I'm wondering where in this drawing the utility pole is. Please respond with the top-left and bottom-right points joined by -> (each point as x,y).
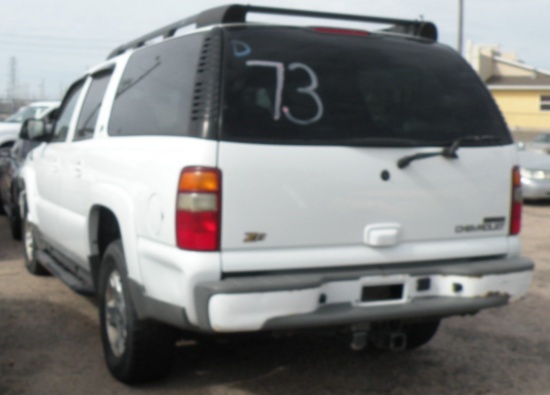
457,0 -> 464,55
6,57 -> 18,111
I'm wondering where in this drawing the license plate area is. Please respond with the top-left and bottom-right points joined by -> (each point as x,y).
356,275 -> 408,306
361,284 -> 403,302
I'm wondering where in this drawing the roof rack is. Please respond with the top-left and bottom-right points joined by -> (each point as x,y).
107,4 -> 438,59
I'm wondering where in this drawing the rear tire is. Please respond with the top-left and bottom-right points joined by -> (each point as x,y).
22,210 -> 49,276
99,240 -> 175,383
401,320 -> 440,349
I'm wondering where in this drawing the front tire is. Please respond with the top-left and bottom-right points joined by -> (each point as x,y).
99,240 -> 175,383
10,206 -> 22,240
22,211 -> 49,275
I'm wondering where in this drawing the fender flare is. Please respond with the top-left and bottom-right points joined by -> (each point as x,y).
88,183 -> 143,284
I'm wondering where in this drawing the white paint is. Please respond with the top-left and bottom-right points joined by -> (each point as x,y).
364,223 -> 402,247
218,143 -> 519,272
146,194 -> 163,236
208,270 -> 533,332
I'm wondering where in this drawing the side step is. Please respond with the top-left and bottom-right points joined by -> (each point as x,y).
36,250 -> 95,295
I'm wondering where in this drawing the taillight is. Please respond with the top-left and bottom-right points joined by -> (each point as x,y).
510,166 -> 522,235
176,166 -> 221,251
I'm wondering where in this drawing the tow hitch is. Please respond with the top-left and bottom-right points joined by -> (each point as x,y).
350,323 -> 408,352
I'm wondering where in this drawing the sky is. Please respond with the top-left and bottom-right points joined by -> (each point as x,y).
1,0 -> 549,101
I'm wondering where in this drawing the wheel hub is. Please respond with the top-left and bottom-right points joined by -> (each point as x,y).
24,222 -> 34,260
105,270 -> 128,357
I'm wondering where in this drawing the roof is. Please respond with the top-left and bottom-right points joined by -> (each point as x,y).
487,75 -> 550,90
467,42 -> 550,90
107,4 -> 437,59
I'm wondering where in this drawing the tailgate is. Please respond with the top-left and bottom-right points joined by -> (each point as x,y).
218,142 -> 516,272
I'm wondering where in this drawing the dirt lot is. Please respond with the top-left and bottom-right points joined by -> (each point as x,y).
1,204 -> 550,395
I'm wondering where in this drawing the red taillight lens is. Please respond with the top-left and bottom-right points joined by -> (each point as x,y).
176,167 -> 221,251
510,166 -> 522,235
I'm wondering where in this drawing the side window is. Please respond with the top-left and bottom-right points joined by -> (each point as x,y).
108,33 -> 203,137
51,82 -> 85,143
74,71 -> 113,141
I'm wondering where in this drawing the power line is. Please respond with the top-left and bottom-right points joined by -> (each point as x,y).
0,40 -> 112,51
0,32 -> 124,44
7,57 -> 17,102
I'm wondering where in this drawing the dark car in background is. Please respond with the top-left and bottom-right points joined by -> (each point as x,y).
0,105 -> 58,239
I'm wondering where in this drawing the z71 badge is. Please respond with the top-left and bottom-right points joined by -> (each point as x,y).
243,232 -> 266,242
455,217 -> 506,233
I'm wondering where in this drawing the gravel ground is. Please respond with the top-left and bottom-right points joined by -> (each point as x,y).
1,204 -> 549,395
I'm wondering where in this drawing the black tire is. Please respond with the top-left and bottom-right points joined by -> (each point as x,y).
10,206 -> 22,240
369,319 -> 440,351
401,320 -> 440,350
99,240 -> 175,383
22,211 -> 49,275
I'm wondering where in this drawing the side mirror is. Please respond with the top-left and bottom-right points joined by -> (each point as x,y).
19,119 -> 49,141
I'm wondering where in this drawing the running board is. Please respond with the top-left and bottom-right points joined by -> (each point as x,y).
36,250 -> 95,295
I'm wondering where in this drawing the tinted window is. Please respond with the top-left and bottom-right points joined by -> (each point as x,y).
74,71 -> 112,141
222,27 -> 511,146
51,82 -> 84,143
108,33 -> 204,136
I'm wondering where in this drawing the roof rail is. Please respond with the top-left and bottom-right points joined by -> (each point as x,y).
107,4 -> 438,59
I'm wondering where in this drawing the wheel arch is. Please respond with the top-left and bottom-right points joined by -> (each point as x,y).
87,185 -> 142,293
0,140 -> 15,149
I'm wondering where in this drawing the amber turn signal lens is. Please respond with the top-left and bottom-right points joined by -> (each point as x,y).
178,167 -> 220,192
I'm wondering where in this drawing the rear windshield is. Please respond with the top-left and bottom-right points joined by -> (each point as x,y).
221,27 -> 511,146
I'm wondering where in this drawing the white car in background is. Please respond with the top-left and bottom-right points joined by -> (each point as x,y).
518,150 -> 550,200
0,101 -> 59,148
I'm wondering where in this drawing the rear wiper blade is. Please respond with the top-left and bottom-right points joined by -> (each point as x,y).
397,135 -> 503,169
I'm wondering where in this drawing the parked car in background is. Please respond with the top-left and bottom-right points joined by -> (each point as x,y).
0,101 -> 59,148
525,133 -> 550,154
518,150 -> 550,200
0,104 -> 58,238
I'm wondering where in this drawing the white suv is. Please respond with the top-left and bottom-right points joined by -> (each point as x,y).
20,5 -> 533,383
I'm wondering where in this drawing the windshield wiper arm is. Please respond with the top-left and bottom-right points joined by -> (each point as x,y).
397,150 -> 455,169
397,135 -> 503,169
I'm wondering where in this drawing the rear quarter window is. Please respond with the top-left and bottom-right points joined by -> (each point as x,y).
108,32 -> 205,137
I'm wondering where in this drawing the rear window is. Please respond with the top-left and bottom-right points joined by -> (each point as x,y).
221,27 -> 511,146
